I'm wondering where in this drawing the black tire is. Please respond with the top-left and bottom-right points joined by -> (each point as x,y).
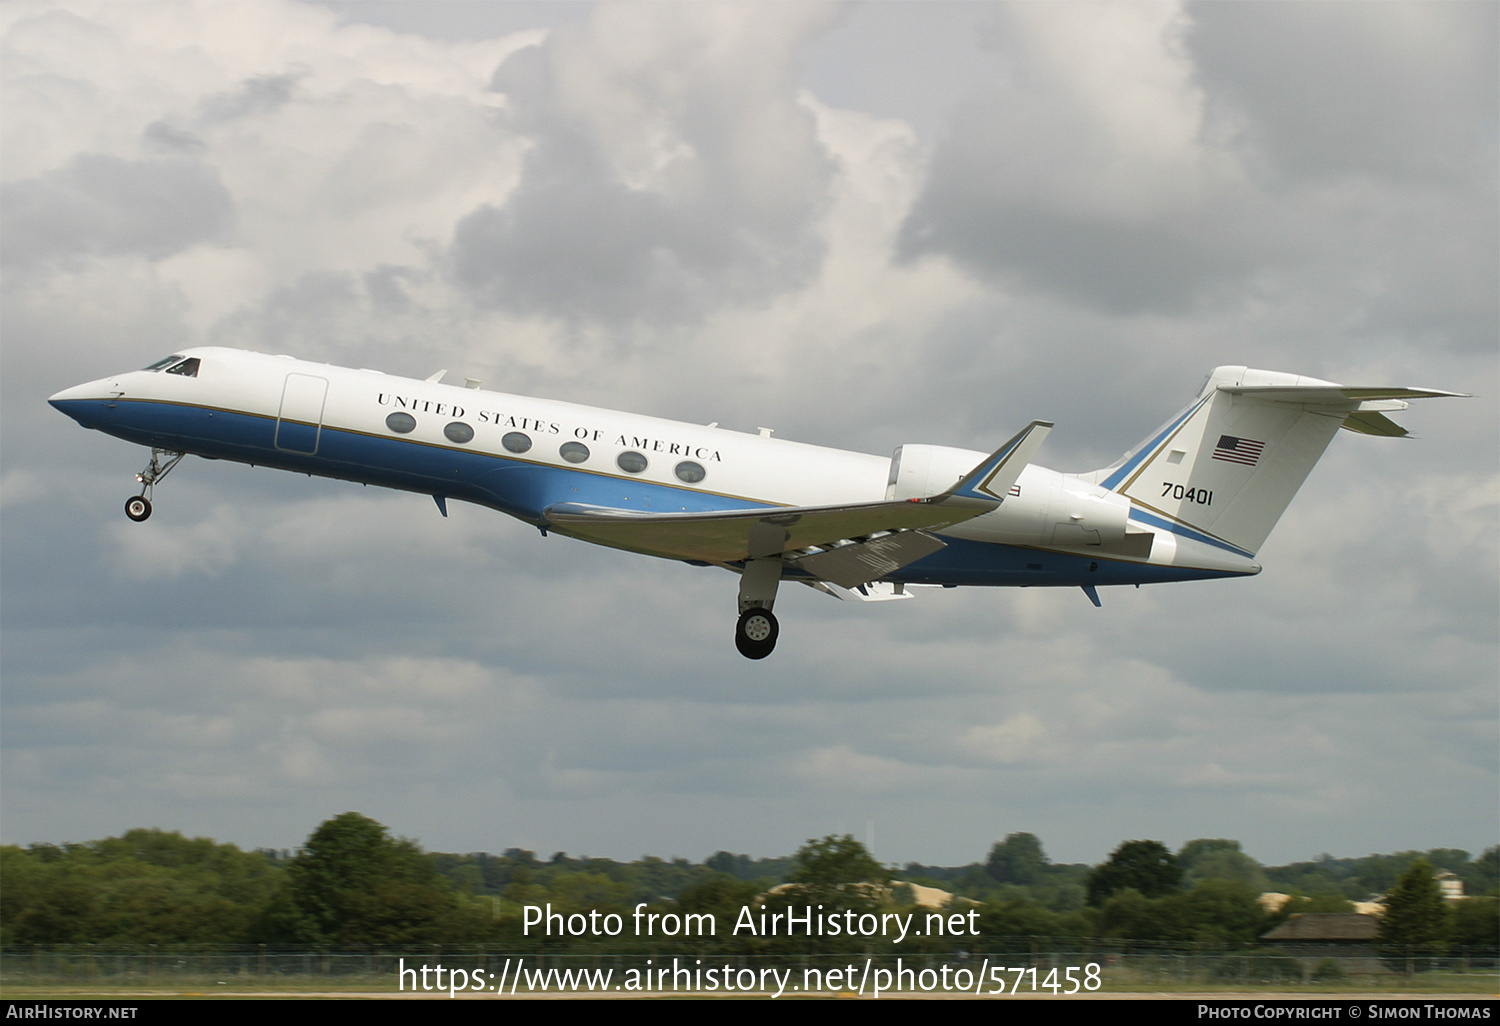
735,607 -> 778,660
125,496 -> 152,522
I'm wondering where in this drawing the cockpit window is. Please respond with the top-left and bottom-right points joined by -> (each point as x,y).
142,354 -> 200,376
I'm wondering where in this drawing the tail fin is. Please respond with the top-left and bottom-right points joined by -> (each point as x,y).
1092,366 -> 1464,556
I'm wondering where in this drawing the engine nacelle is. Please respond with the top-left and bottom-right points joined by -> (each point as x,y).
889,445 -> 1137,550
1044,483 -> 1131,547
935,464 -> 1137,550
885,444 -> 989,500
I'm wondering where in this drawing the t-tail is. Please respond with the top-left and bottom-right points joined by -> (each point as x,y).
1090,366 -> 1466,558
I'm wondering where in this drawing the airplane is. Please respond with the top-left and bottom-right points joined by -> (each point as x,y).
49,349 -> 1463,658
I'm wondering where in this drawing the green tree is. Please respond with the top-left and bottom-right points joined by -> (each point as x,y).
986,832 -> 1049,886
780,835 -> 888,912
1178,839 -> 1270,892
1451,897 -> 1498,957
1177,879 -> 1269,947
1379,858 -> 1453,970
970,895 -> 1090,953
789,835 -> 887,886
676,875 -> 763,954
1094,888 -> 1184,943
1470,847 -> 1499,896
2,830 -> 281,946
262,812 -> 482,947
1087,840 -> 1181,906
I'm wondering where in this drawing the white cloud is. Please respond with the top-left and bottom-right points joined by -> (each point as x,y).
2,0 -> 1492,868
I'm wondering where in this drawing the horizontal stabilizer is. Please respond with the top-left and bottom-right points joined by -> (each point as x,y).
1220,382 -> 1467,438
1340,411 -> 1410,437
1220,384 -> 1468,403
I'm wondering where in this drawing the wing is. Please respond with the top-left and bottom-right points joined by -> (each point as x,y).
543,420 -> 1051,585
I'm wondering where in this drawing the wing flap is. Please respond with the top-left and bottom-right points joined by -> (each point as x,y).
544,498 -> 981,564
786,530 -> 948,588
809,580 -> 916,602
542,420 -> 1053,568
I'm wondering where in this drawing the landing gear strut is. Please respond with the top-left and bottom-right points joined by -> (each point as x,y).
125,448 -> 184,522
735,555 -> 784,659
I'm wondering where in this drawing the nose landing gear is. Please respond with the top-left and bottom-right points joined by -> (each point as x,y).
125,448 -> 185,522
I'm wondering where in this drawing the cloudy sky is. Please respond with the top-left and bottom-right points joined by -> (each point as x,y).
3,1 -> 1495,871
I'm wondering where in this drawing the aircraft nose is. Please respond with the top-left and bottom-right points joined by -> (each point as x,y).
49,377 -> 120,426
50,381 -> 109,405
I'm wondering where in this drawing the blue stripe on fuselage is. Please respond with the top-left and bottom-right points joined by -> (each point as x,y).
1099,396 -> 1208,491
52,397 -> 770,523
55,397 -> 1248,588
1125,507 -> 1255,559
889,535 -> 1247,588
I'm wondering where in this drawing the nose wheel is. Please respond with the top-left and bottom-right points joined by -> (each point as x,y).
124,448 -> 184,522
735,607 -> 779,660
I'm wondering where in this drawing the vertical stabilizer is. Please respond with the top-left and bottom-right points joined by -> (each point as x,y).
1096,367 -> 1462,556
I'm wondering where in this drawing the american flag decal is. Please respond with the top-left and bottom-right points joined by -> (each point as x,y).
1212,435 -> 1265,467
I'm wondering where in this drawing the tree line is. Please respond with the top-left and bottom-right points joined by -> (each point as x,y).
3,814 -> 1495,960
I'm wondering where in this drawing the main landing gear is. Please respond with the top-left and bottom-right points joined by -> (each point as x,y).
735,607 -> 779,660
124,448 -> 184,522
734,555 -> 784,659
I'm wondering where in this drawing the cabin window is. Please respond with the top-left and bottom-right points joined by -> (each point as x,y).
502,431 -> 532,454
674,461 -> 706,484
560,441 -> 590,464
385,412 -> 417,434
165,357 -> 200,377
444,421 -> 474,444
143,354 -> 184,371
616,451 -> 647,474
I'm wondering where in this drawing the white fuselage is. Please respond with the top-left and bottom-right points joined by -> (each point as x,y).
50,347 -> 1259,587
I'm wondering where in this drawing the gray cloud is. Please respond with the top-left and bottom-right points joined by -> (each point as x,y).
901,178 -> 1257,314
1185,1 -> 1498,188
899,1 -> 1497,339
1,155 -> 233,268
451,5 -> 837,323
199,73 -> 302,125
142,121 -> 206,155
